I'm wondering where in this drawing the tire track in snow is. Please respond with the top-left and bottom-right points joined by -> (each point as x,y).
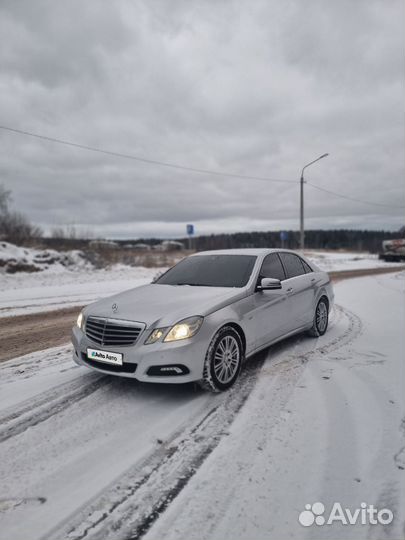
44,356 -> 266,540
44,304 -> 361,540
0,344 -> 76,387
0,373 -> 108,443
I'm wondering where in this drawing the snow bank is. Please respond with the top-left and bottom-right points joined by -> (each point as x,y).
0,242 -> 397,276
0,241 -> 91,274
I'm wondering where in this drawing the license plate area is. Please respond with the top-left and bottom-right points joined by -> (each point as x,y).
87,348 -> 123,366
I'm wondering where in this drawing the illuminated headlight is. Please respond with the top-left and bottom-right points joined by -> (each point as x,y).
77,311 -> 84,329
144,327 -> 167,345
144,316 -> 203,345
164,316 -> 203,342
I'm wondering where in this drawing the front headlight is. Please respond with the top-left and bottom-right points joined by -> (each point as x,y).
144,327 -> 168,345
144,316 -> 203,345
77,311 -> 84,329
164,316 -> 203,342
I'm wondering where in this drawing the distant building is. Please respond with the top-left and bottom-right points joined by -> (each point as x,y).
89,240 -> 119,249
153,240 -> 184,251
131,243 -> 151,251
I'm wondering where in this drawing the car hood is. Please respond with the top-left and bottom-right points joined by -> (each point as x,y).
84,283 -> 247,328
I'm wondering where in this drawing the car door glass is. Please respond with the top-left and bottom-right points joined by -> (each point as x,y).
301,259 -> 313,273
260,253 -> 286,281
279,253 -> 306,279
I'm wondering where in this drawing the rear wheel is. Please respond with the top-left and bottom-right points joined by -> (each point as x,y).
308,297 -> 329,337
199,326 -> 243,392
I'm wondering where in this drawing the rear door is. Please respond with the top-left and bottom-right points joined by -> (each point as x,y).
278,253 -> 315,331
253,253 -> 291,349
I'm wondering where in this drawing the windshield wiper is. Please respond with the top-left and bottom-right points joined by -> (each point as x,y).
175,282 -> 209,287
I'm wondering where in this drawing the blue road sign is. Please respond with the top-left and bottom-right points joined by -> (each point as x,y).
280,231 -> 288,242
186,224 -> 194,236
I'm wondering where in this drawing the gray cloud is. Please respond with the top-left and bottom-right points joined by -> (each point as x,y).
0,0 -> 403,238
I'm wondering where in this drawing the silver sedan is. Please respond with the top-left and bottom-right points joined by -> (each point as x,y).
71,249 -> 334,392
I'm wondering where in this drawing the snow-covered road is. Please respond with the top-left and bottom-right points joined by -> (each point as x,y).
0,272 -> 403,540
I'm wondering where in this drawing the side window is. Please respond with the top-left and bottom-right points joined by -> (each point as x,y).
260,253 -> 286,281
279,253 -> 306,279
300,258 -> 313,273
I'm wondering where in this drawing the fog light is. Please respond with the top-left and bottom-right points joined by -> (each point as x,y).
146,364 -> 190,376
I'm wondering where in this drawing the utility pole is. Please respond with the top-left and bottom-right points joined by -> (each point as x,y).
300,153 -> 329,250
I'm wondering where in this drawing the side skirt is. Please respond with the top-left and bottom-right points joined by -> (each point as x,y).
245,324 -> 311,360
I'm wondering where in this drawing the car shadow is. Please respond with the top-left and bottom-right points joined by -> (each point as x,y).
245,330 -> 307,366
102,373 -> 205,402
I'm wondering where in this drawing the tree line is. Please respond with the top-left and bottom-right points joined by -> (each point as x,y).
181,228 -> 404,253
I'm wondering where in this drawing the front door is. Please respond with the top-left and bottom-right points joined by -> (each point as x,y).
253,253 -> 291,349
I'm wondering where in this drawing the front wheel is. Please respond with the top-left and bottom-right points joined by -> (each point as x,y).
308,297 -> 329,337
199,326 -> 243,392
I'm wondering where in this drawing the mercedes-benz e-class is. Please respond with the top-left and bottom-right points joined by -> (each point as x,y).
72,249 -> 334,392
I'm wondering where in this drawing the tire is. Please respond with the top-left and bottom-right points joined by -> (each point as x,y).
308,297 -> 329,337
199,326 -> 243,393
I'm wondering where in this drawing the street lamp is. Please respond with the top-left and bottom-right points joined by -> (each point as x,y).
300,153 -> 329,250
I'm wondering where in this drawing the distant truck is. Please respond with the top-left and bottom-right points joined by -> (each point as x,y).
378,239 -> 405,262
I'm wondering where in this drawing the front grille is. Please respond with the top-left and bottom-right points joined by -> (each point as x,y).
85,316 -> 145,347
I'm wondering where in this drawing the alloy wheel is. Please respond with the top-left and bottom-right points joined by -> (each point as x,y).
316,301 -> 328,333
213,335 -> 240,384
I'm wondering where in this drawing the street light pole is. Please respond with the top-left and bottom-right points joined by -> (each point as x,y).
300,153 -> 329,250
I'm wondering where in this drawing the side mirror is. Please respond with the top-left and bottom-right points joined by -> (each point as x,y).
257,277 -> 282,291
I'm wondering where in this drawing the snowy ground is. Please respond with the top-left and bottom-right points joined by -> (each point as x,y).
0,250 -> 400,318
144,271 -> 405,540
304,250 -> 394,272
0,272 -> 403,540
0,264 -> 162,318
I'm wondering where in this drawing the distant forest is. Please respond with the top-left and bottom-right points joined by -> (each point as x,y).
39,228 -> 404,253
177,229 -> 404,253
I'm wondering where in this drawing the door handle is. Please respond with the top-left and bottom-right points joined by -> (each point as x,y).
286,287 -> 293,293
310,278 -> 316,283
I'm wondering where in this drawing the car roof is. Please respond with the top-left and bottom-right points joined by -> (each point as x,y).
192,248 -> 299,257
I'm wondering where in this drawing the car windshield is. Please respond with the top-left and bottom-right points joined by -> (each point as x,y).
155,254 -> 257,288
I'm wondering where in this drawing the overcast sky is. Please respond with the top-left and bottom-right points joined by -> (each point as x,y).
0,0 -> 403,239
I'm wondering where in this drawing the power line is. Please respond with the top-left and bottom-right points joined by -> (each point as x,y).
0,125 -> 296,185
306,181 -> 405,209
1,124 -> 403,210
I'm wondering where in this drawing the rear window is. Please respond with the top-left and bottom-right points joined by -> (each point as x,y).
155,254 -> 257,288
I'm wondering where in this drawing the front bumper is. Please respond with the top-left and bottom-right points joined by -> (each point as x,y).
71,324 -> 210,384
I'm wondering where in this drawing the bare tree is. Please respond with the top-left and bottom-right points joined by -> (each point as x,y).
51,226 -> 66,239
0,184 -> 11,214
0,184 -> 42,244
